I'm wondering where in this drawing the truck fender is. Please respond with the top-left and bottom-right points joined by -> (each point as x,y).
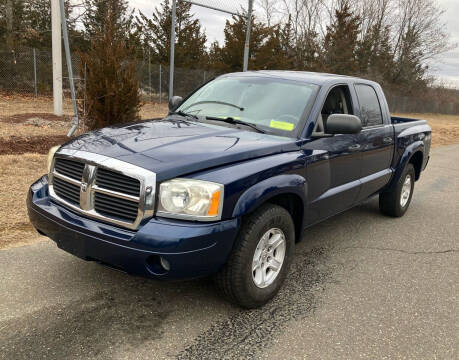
232,174 -> 307,218
385,141 -> 424,192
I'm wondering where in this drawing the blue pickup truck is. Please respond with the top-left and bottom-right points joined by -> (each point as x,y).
27,71 -> 431,308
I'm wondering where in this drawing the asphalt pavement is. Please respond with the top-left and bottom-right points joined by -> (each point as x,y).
1,144 -> 458,360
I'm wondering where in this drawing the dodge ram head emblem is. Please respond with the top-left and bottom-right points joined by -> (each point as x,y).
81,182 -> 88,192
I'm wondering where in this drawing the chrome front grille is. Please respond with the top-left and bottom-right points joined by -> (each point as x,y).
53,177 -> 80,205
54,158 -> 85,181
48,150 -> 156,230
96,168 -> 140,197
94,192 -> 139,222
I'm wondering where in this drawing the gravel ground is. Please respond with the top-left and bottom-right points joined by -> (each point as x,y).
0,145 -> 457,360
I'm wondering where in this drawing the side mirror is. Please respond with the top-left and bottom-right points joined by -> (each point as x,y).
326,114 -> 362,134
168,96 -> 183,111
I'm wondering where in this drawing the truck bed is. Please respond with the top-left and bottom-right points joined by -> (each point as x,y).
390,116 -> 431,136
391,116 -> 424,124
391,116 -> 430,137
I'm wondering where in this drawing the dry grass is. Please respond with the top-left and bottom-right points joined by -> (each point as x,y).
0,100 -> 168,140
0,94 -> 75,117
393,113 -> 459,148
0,122 -> 69,139
0,93 -> 168,120
0,154 -> 48,249
140,102 -> 169,119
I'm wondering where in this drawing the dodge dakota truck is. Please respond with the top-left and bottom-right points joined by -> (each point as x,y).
27,71 -> 431,308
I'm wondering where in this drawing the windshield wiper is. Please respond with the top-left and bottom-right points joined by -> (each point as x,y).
170,110 -> 199,120
205,116 -> 266,134
184,101 -> 244,112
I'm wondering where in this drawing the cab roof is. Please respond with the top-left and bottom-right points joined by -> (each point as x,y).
223,70 -> 378,87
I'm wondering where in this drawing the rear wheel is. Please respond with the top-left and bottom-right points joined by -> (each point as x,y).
214,204 -> 295,308
379,163 -> 415,217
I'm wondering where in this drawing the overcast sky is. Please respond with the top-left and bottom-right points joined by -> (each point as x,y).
132,0 -> 459,87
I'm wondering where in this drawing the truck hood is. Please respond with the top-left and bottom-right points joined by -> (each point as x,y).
61,117 -> 300,181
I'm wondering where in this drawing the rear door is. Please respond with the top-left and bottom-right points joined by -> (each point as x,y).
353,83 -> 394,201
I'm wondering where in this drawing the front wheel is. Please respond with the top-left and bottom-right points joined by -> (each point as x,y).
214,204 -> 295,308
379,163 -> 415,217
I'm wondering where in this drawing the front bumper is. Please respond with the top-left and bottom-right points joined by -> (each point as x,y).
27,176 -> 240,280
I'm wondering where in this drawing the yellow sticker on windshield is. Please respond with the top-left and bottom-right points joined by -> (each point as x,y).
269,120 -> 295,131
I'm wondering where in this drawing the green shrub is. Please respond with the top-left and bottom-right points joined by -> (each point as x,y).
78,1 -> 140,130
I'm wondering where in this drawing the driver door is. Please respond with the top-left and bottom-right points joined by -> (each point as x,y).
303,85 -> 363,225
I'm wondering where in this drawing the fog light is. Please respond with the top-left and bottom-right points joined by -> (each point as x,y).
160,257 -> 170,271
146,255 -> 170,275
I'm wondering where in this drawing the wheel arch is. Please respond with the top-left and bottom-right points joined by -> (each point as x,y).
409,151 -> 423,180
232,174 -> 306,243
265,193 -> 304,243
385,141 -> 424,192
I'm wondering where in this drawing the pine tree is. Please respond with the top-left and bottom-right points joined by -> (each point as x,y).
79,0 -> 140,129
256,24 -> 295,70
296,29 -> 320,71
279,17 -> 296,67
0,0 -> 82,51
137,0 -> 207,68
391,26 -> 428,87
216,13 -> 271,72
322,0 -> 361,75
83,0 -> 132,37
208,40 -> 225,72
367,25 -> 395,84
0,0 -> 25,50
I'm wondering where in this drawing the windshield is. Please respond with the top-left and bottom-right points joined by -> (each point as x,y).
177,76 -> 319,136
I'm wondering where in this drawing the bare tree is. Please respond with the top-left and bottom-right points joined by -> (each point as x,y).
257,0 -> 279,27
390,0 -> 453,83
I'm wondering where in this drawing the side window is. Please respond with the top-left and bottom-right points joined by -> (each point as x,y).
315,85 -> 353,134
355,84 -> 383,127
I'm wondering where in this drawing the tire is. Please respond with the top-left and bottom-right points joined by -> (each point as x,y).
379,163 -> 415,217
214,203 -> 295,309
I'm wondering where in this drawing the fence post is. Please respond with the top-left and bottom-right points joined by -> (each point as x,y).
169,0 -> 176,99
33,48 -> 38,97
51,0 -> 63,115
159,64 -> 162,104
83,62 -> 87,117
148,49 -> 152,102
203,71 -> 206,83
243,0 -> 253,71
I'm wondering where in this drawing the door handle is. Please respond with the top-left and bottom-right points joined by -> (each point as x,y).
383,137 -> 393,144
348,144 -> 361,151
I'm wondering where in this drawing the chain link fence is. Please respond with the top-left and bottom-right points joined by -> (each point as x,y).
0,49 -> 82,95
2,48 -> 458,115
0,48 -> 216,103
385,92 -> 459,115
137,57 -> 216,103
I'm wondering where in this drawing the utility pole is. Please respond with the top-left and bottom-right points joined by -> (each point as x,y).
59,0 -> 78,136
51,0 -> 63,116
243,0 -> 253,72
169,0 -> 177,100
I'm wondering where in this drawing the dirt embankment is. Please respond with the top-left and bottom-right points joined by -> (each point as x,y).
0,102 -> 169,156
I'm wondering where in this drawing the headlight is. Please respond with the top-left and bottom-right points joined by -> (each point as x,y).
157,179 -> 224,221
47,145 -> 61,173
